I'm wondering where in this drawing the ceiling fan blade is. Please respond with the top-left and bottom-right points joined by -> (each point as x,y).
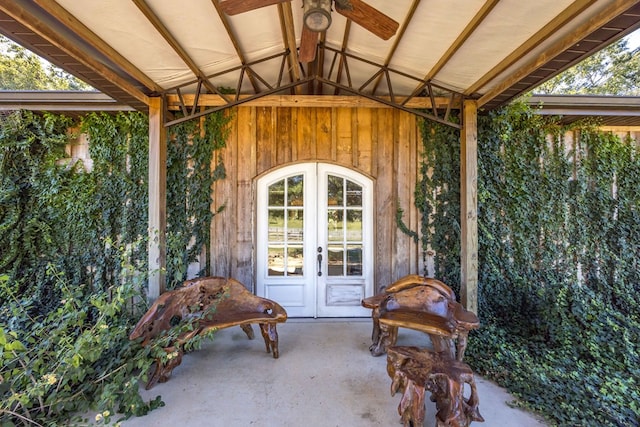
299,26 -> 320,63
219,0 -> 290,16
335,0 -> 399,40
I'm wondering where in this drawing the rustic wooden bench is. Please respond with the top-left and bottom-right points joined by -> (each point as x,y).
129,276 -> 287,389
387,346 -> 484,427
361,275 -> 479,359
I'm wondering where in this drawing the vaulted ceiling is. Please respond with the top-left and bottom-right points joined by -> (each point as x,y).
1,0 -> 640,126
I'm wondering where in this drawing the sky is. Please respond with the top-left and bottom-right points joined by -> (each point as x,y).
625,29 -> 640,50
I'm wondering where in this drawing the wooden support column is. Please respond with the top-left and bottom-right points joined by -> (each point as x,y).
460,99 -> 478,314
148,97 -> 167,302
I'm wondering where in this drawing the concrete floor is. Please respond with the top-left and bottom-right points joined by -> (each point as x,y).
123,319 -> 547,427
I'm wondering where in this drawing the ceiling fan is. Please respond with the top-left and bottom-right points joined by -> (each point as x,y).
219,0 -> 399,62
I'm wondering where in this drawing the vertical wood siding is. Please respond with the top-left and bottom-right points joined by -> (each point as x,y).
210,105 -> 422,294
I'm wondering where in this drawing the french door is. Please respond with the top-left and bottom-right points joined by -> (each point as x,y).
256,163 -> 373,317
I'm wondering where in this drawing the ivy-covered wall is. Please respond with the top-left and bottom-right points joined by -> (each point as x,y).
0,110 -> 228,425
0,111 -> 149,315
2,104 -> 639,426
417,103 -> 640,426
165,114 -> 229,287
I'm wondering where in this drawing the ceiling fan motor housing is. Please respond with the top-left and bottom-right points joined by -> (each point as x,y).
303,0 -> 332,32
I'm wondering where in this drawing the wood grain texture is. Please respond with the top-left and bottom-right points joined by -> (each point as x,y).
206,105 -> 422,295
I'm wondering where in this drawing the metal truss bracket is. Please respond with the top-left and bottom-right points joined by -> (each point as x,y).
163,47 -> 464,129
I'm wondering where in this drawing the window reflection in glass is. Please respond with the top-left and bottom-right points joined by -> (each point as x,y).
346,210 -> 362,241
268,209 -> 285,241
327,175 -> 343,206
288,175 -> 304,206
346,181 -> 362,206
325,175 -> 364,278
327,245 -> 344,276
327,209 -> 343,242
287,209 -> 304,241
267,175 -> 305,277
347,245 -> 362,276
269,180 -> 285,206
267,246 -> 285,276
287,246 -> 304,276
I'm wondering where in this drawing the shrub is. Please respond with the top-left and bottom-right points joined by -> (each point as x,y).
414,102 -> 640,426
0,265 -> 163,426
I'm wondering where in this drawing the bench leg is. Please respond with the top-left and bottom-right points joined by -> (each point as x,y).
428,371 -> 484,427
430,335 -> 456,360
240,323 -> 255,340
259,323 -> 280,358
394,376 -> 426,427
370,307 -> 381,344
370,323 -> 398,356
145,347 -> 184,390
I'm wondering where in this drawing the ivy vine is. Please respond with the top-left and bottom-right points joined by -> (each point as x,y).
413,101 -> 640,426
0,109 -> 229,425
165,113 -> 229,287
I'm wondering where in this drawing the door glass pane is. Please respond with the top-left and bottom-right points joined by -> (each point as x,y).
346,181 -> 362,207
327,245 -> 344,276
327,209 -> 343,242
326,175 -> 364,278
267,174 -> 304,277
287,246 -> 304,276
288,175 -> 304,206
267,246 -> 284,276
268,180 -> 285,206
346,210 -> 362,241
287,209 -> 304,241
347,245 -> 362,276
268,209 -> 285,241
327,175 -> 343,206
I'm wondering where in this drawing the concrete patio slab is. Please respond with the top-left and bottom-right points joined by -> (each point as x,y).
123,319 -> 547,427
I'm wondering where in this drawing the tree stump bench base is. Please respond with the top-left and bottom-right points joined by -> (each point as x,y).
129,277 -> 287,389
387,346 -> 484,427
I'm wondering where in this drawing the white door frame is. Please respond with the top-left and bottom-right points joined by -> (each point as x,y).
256,162 -> 374,317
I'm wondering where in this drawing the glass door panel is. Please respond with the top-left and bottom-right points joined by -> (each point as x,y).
267,175 -> 304,277
257,163 -> 372,318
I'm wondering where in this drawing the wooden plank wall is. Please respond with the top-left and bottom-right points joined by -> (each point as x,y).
210,105 -> 422,293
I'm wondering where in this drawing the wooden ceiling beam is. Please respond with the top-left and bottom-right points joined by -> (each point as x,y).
316,32 -> 327,94
210,0 -> 261,93
165,94 -> 460,109
478,0 -> 640,107
371,0 -> 421,95
32,0 -> 162,94
131,0 -> 220,95
0,1 -> 149,105
277,1 -> 302,94
466,0 -> 597,96
333,21 -> 352,95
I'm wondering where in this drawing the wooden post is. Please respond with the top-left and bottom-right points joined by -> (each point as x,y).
148,96 -> 167,302
460,99 -> 478,314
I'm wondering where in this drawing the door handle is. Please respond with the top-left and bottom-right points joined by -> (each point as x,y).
317,246 -> 323,276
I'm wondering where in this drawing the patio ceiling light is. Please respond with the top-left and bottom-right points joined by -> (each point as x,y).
303,0 -> 332,32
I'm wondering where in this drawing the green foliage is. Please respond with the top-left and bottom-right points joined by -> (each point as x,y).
0,111 -> 75,315
0,259 -> 164,426
0,109 -> 228,425
166,113 -> 229,287
414,102 -> 640,426
535,38 -> 640,95
414,115 -> 461,291
0,36 -> 92,90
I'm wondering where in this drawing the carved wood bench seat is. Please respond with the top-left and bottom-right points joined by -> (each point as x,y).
361,275 -> 479,360
387,346 -> 484,427
129,276 -> 287,389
